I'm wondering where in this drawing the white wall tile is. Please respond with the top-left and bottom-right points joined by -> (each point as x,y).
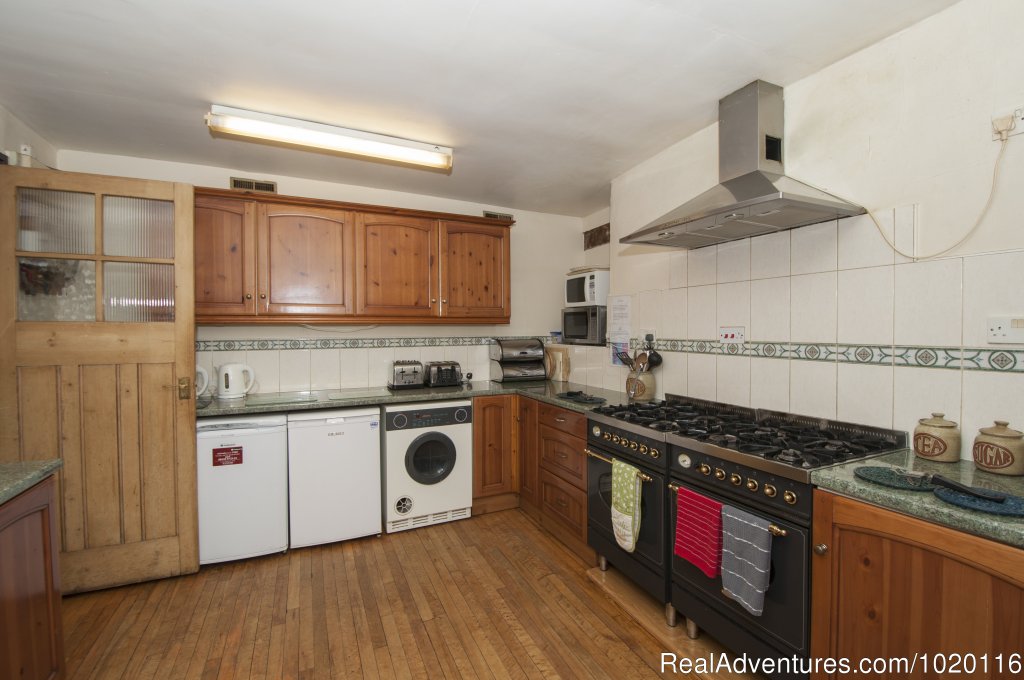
196,351 -> 215,396
717,239 -> 750,284
790,361 -> 837,419
893,367 -> 963,454
750,231 -> 790,280
838,213 -> 896,270
837,266 -> 894,345
687,285 -> 717,339
587,346 -> 607,369
750,277 -> 790,342
443,345 -> 469,368
367,347 -> 395,387
567,346 -> 587,384
584,366 -> 604,388
894,258 -> 963,347
750,358 -> 790,412
279,349 -> 311,392
716,356 -> 750,407
662,287 -> 687,340
961,370 -> 1024,463
962,251 -> 1024,347
419,347 -> 445,364
791,221 -> 838,275
637,289 -> 663,337
245,351 -> 280,394
687,354 -> 717,401
393,347 -> 421,363
661,354 -> 687,397
339,348 -> 369,388
669,251 -> 688,289
893,204 -> 916,265
604,365 -> 629,393
716,281 -> 750,330
837,363 -> 893,428
467,345 -> 491,381
310,349 -> 341,390
688,246 -> 717,286
790,272 -> 837,343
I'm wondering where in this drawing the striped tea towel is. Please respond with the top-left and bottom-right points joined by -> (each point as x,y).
720,505 -> 772,616
673,486 -> 722,579
611,459 -> 642,552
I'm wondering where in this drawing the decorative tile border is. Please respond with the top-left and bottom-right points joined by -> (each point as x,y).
196,335 -> 545,352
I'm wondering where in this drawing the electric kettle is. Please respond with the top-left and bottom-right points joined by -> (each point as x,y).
217,363 -> 255,400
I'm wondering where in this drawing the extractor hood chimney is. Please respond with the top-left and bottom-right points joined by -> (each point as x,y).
620,80 -> 865,249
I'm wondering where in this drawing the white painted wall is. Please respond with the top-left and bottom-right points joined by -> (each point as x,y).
0,104 -> 57,168
600,0 -> 1024,460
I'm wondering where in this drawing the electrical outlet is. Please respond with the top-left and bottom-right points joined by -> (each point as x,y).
640,329 -> 656,347
992,107 -> 1024,140
987,316 -> 1024,343
719,326 -> 745,345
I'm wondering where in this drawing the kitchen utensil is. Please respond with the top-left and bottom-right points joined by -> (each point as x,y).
615,350 -> 634,369
635,351 -> 649,374
646,350 -> 663,369
913,412 -> 961,462
625,370 -> 655,402
933,486 -> 1024,517
854,466 -> 937,491
217,363 -> 255,399
195,366 -> 209,397
972,420 -> 1024,475
900,470 -> 1006,502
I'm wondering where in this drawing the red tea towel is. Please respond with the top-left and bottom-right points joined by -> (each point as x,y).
674,486 -> 723,579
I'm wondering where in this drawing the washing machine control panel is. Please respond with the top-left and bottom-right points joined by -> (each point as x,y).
386,405 -> 473,431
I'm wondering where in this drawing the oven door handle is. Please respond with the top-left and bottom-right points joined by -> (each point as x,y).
584,448 -> 653,483
668,482 -> 788,537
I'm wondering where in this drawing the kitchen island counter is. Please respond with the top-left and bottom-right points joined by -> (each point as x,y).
0,459 -> 63,505
812,449 -> 1024,549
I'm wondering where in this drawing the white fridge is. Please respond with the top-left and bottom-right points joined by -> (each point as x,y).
287,407 -> 382,548
196,414 -> 289,564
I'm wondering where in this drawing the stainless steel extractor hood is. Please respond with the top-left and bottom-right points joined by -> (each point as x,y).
621,80 -> 865,249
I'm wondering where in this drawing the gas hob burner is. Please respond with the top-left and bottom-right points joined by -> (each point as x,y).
648,420 -> 681,433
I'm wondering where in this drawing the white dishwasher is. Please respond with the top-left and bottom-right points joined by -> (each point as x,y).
287,408 -> 382,548
196,414 -> 289,565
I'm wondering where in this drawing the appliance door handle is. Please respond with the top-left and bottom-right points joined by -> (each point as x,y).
584,448 -> 653,483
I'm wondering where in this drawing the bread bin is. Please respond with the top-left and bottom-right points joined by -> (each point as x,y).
972,420 -> 1024,476
913,413 -> 960,463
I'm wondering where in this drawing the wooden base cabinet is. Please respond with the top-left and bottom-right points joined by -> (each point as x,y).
0,476 -> 64,680
472,395 -> 517,512
811,490 -> 1024,679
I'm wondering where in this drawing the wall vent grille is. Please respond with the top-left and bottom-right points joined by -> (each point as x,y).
483,210 -> 514,221
230,177 -> 278,193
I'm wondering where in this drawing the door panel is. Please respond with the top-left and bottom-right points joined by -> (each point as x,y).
194,196 -> 256,316
440,221 -> 510,319
1,168 -> 196,593
355,214 -> 438,317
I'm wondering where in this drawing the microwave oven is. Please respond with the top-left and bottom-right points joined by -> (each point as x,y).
561,305 -> 606,346
565,269 -> 609,307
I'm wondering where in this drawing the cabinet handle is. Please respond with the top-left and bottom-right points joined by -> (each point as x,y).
260,293 -> 267,300
557,452 -> 568,459
554,417 -> 567,423
813,544 -> 829,556
556,498 -> 568,508
245,293 -> 252,300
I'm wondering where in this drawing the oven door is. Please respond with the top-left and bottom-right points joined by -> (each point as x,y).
587,452 -> 668,600
669,478 -> 808,655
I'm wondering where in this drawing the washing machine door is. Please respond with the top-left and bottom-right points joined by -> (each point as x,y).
405,431 -> 457,485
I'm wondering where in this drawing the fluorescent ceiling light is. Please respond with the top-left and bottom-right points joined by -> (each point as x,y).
205,105 -> 453,170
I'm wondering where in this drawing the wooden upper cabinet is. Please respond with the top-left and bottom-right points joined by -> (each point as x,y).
355,213 -> 438,317
194,196 -> 256,317
259,204 -> 355,316
440,221 -> 510,320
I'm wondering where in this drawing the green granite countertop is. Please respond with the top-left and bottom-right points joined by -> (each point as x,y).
196,380 -> 628,417
0,459 -> 63,505
812,450 -> 1024,549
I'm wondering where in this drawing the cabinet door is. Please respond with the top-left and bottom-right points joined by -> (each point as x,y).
355,213 -> 438,317
439,221 -> 510,320
473,394 -> 515,498
811,490 -> 1024,679
538,424 -> 586,489
194,196 -> 256,317
258,204 -> 355,316
518,397 -> 540,507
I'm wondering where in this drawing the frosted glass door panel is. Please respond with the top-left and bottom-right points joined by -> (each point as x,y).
103,262 -> 175,322
17,257 -> 96,321
103,196 -> 174,258
17,188 -> 95,254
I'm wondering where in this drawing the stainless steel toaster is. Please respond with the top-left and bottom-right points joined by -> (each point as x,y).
388,360 -> 424,389
424,361 -> 462,387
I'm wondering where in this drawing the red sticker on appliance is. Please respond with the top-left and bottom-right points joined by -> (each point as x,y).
213,446 -> 243,466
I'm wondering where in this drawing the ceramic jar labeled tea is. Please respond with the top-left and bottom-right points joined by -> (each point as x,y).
913,413 -> 961,463
972,421 -> 1024,476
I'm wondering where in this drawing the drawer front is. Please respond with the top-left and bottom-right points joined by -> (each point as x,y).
538,424 -> 586,489
539,470 -> 587,543
538,403 -> 587,439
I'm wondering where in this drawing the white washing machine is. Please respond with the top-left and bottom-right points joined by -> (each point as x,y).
382,400 -> 473,533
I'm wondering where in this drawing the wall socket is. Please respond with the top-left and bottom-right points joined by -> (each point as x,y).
987,316 -> 1024,343
992,108 -> 1024,140
719,326 -> 745,345
640,329 -> 656,347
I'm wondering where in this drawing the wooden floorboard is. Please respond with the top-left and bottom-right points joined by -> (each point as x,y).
63,509 -> 714,679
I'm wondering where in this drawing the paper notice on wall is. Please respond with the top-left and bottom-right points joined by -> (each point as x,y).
608,295 -> 632,366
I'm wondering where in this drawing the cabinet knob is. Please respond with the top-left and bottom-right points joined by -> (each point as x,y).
245,293 -> 252,300
260,293 -> 267,299
442,298 -> 448,304
813,544 -> 829,556
431,298 -> 437,303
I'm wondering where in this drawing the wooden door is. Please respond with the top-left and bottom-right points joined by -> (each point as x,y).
811,490 -> 1024,679
259,204 -> 355,316
194,195 -> 256,318
0,168 -> 197,593
439,221 -> 510,320
472,395 -> 515,498
518,396 -> 540,508
354,213 -> 438,317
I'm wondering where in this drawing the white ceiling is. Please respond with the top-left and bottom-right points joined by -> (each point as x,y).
0,0 -> 959,217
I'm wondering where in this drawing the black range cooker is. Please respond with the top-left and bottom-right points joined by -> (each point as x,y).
586,395 -> 906,676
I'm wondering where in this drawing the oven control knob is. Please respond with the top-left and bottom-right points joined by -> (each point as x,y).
639,444 -> 648,454
698,463 -> 711,475
611,434 -> 620,444
730,473 -> 742,486
783,490 -> 798,505
650,448 -> 661,459
592,425 -> 602,437
714,468 -> 726,481
676,453 -> 691,468
746,479 -> 759,492
603,432 -> 612,440
763,484 -> 777,498
630,441 -> 638,450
